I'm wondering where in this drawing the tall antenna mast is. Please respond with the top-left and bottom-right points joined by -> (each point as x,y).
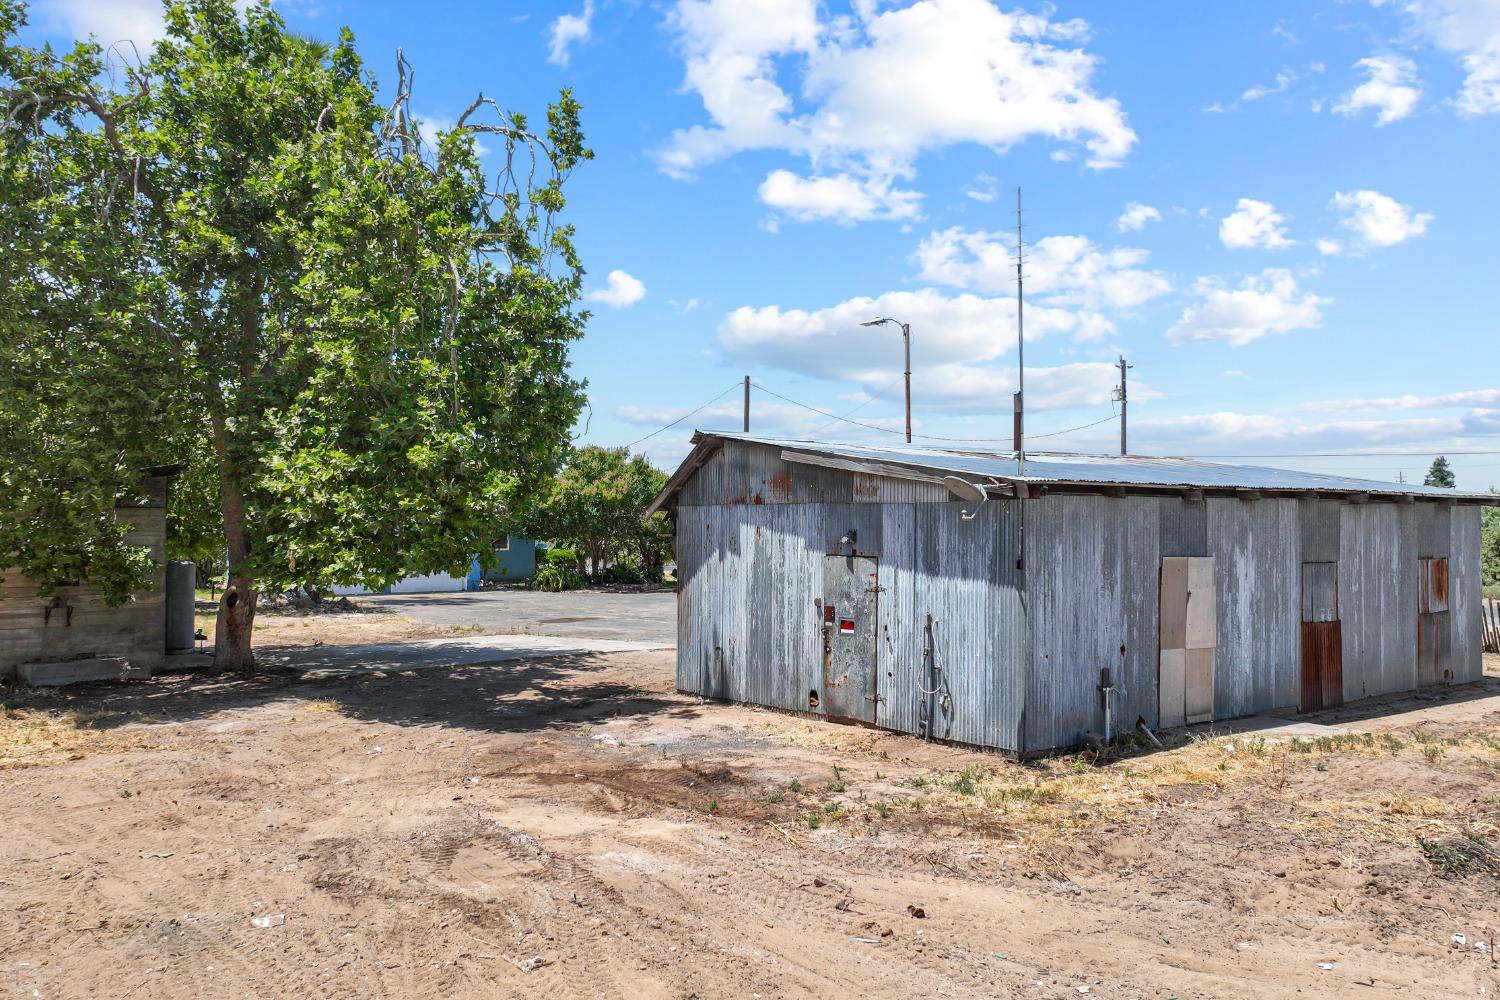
1015,186 -> 1025,476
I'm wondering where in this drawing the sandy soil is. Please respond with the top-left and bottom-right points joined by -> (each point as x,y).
0,651 -> 1497,999
194,604 -> 487,648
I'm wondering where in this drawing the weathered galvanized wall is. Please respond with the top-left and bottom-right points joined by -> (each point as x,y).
1020,493 -> 1485,750
1207,497 -> 1302,719
1023,495 -> 1163,752
1338,504 -> 1420,700
675,441 -> 1489,753
0,480 -> 169,679
674,440 -> 1025,751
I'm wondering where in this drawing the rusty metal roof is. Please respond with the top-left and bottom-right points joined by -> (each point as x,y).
648,431 -> 1499,512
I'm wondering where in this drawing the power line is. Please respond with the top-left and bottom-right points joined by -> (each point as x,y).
1028,410 -> 1119,441
620,381 -> 742,450
810,372 -> 907,438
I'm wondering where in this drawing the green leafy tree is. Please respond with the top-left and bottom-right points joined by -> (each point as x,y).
1424,456 -> 1456,488
1483,489 -> 1500,589
522,446 -> 669,581
0,0 -> 590,670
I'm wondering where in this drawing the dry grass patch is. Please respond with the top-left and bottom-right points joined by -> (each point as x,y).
880,729 -> 1500,851
0,704 -> 151,769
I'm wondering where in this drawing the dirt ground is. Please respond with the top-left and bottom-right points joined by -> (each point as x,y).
193,603 -> 488,648
1,629 -> 1497,998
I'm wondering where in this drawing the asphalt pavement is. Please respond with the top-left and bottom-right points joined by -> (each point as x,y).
358,587 -> 677,645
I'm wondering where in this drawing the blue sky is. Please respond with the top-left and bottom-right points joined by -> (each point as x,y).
24,0 -> 1500,489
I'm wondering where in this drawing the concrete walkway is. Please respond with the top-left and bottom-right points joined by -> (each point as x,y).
259,633 -> 672,678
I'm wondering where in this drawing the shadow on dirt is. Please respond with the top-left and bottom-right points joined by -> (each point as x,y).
0,650 -> 704,740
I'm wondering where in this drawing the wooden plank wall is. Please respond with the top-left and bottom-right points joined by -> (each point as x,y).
0,497 -> 168,678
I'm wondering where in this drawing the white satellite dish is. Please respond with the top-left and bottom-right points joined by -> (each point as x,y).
941,476 -> 988,521
941,476 -> 985,502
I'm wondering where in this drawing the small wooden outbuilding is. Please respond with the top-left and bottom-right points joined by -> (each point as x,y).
649,432 -> 1497,754
1,468 -> 188,685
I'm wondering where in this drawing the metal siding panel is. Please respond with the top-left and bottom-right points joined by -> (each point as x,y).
875,476 -> 952,504
1112,497 -> 1164,738
1299,499 -> 1342,563
914,502 -> 993,748
875,503 -> 919,736
1207,498 -> 1300,720
1338,504 -> 1418,701
1301,561 -> 1340,623
1450,506 -> 1482,683
1024,496 -> 1160,750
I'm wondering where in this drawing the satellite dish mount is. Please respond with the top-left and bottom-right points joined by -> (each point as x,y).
941,476 -> 988,521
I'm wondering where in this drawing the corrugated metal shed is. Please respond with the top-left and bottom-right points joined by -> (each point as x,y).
650,431 -> 1498,514
661,431 -> 1494,755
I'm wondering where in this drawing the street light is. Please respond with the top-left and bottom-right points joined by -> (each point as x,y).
860,317 -> 912,443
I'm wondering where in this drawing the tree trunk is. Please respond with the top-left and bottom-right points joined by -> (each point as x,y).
215,575 -> 258,673
210,410 -> 258,673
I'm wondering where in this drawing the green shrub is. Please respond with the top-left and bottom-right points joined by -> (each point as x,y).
602,562 -> 654,585
530,563 -> 584,592
541,547 -> 578,568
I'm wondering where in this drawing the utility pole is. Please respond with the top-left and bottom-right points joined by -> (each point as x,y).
1397,471 -> 1406,485
1015,186 -> 1025,475
742,375 -> 750,433
902,322 -> 912,444
1113,354 -> 1133,456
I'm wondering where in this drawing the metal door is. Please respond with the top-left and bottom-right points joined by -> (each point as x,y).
821,554 -> 879,723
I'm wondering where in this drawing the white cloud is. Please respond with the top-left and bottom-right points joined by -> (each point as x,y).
757,168 -> 922,224
1299,388 -> 1500,411
1166,269 -> 1329,347
1315,237 -> 1344,256
1242,69 -> 1296,101
1135,409 -> 1482,454
1116,202 -> 1162,232
912,227 -> 1171,312
1332,189 -> 1433,248
33,0 -> 169,49
1218,198 -> 1295,250
585,270 -> 647,309
548,1 -> 594,67
660,0 -> 1136,221
963,172 -> 999,204
1384,0 -> 1500,115
1224,369 -> 1247,378
1333,55 -> 1422,124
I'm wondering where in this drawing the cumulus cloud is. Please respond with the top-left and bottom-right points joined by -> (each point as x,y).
912,227 -> 1171,313
1384,0 -> 1500,115
757,168 -> 923,223
548,2 -> 594,67
1165,269 -> 1329,347
661,0 -> 1136,222
585,270 -> 647,309
1219,198 -> 1295,250
1331,189 -> 1433,247
1116,202 -> 1162,232
1316,237 -> 1344,256
1333,55 -> 1422,124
